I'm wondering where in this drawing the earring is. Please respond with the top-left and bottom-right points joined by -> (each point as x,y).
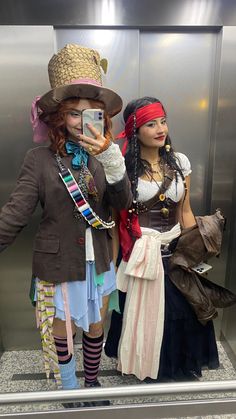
165,144 -> 171,152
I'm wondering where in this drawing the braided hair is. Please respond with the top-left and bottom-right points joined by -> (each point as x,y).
123,97 -> 186,204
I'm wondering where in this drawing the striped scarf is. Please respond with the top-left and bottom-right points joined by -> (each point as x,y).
36,281 -> 62,388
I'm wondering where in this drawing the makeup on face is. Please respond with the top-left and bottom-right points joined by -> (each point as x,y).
138,117 -> 168,148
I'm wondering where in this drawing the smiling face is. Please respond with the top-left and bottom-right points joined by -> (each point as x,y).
138,116 -> 168,150
64,98 -> 103,141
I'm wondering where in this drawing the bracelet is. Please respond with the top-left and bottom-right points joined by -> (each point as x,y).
96,136 -> 112,154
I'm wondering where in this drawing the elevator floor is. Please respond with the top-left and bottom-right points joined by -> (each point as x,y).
0,341 -> 236,417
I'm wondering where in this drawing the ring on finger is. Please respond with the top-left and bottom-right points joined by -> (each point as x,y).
88,146 -> 94,153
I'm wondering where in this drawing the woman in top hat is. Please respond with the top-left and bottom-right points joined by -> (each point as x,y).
0,44 -> 132,404
104,96 -> 229,382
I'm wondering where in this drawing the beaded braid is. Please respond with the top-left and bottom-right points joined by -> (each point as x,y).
160,136 -> 185,179
125,141 -> 140,213
125,117 -> 187,213
131,114 -> 139,208
161,135 -> 188,201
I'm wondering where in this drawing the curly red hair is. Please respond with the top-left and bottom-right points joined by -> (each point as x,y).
40,98 -> 113,156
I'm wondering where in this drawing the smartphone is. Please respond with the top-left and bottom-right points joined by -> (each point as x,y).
191,262 -> 212,275
82,109 -> 104,138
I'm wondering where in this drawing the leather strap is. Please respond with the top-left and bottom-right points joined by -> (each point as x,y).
138,164 -> 175,213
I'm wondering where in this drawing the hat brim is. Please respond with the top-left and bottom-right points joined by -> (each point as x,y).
38,83 -> 123,117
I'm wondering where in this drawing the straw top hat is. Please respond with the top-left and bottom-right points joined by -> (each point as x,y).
38,44 -> 122,117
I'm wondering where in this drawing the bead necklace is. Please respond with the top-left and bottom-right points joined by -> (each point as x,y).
140,162 -> 171,219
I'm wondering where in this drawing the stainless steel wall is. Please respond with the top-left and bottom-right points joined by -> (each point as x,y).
211,27 -> 236,350
1,0 -> 236,26
0,26 -> 54,349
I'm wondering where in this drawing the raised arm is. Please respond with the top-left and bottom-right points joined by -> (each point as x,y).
95,143 -> 133,210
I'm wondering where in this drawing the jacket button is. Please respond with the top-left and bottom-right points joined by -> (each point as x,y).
76,237 -> 85,245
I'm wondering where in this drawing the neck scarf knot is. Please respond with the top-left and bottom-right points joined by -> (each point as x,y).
65,141 -> 89,169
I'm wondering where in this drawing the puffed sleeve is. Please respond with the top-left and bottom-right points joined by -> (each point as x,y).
175,152 -> 192,177
0,149 -> 39,250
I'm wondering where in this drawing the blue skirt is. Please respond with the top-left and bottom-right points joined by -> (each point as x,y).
36,261 -> 116,332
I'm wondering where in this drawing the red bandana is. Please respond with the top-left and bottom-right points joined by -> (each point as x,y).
117,102 -> 166,155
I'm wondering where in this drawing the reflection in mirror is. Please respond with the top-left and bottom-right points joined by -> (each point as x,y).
1,17 -> 236,419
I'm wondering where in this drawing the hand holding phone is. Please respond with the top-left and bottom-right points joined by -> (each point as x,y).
82,109 -> 104,139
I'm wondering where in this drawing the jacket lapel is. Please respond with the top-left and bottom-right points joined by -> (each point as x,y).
88,155 -> 99,178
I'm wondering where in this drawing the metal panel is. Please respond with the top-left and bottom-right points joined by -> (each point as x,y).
139,31 -> 218,216
212,27 -> 236,355
1,0 -> 236,26
0,26 -> 54,350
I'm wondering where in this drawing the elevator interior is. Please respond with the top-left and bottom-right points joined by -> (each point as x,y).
1,0 -> 236,417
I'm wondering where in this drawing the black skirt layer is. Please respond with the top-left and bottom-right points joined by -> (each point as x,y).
105,258 -> 219,381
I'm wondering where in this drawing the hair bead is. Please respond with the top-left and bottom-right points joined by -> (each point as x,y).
165,144 -> 171,152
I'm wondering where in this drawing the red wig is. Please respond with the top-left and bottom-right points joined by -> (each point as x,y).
40,98 -> 113,156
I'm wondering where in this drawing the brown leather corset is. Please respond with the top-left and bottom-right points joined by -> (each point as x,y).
138,198 -> 178,232
135,164 -> 179,232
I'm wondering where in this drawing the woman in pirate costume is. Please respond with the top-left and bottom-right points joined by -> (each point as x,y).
0,44 -> 132,405
105,96 -> 234,382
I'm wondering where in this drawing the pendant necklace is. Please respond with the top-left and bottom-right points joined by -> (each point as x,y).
150,164 -> 163,180
145,162 -> 169,218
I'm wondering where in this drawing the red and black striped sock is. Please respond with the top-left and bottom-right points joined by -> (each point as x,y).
82,332 -> 104,385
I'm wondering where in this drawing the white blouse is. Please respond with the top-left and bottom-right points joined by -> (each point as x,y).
138,152 -> 192,203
